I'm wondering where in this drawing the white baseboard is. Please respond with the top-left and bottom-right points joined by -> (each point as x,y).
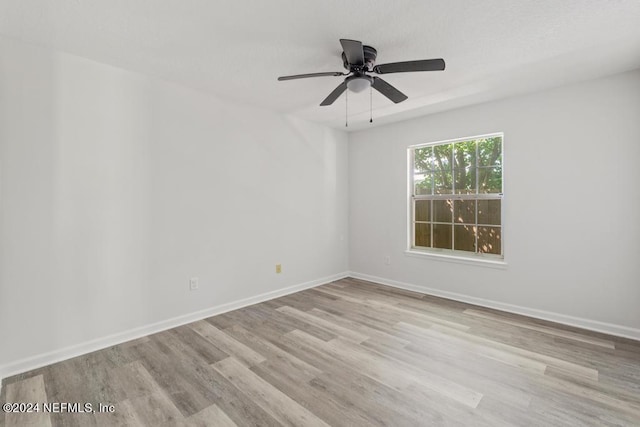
0,271 -> 350,388
348,271 -> 640,341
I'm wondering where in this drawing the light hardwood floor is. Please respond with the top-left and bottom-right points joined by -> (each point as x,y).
2,278 -> 640,426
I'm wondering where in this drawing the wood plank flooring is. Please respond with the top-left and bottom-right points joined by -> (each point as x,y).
2,277 -> 640,426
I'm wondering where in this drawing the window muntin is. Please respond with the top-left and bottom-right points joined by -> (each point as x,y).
410,134 -> 503,258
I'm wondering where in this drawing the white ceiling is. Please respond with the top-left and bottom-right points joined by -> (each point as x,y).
1,0 -> 640,131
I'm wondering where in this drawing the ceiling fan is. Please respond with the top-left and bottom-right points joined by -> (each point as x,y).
277,39 -> 445,106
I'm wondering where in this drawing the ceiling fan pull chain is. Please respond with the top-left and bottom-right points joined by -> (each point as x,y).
345,89 -> 348,128
370,85 -> 373,123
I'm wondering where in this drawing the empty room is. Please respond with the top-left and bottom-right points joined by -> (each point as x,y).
1,1 -> 640,425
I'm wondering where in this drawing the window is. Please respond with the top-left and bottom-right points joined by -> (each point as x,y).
409,134 -> 503,259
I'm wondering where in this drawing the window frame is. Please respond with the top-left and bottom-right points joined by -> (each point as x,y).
407,133 -> 505,264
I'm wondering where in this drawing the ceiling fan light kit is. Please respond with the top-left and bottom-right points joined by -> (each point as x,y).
345,74 -> 372,93
277,38 -> 446,123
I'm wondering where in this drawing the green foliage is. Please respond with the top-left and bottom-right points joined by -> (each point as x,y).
413,137 -> 502,195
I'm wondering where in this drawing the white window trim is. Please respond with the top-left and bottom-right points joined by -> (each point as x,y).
407,132 -> 505,264
404,249 -> 508,269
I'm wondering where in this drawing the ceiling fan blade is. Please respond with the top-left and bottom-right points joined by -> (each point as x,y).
372,77 -> 408,103
340,39 -> 364,66
320,81 -> 348,106
278,72 -> 345,81
373,59 -> 445,74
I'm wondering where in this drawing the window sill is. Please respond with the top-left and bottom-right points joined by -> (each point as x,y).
404,250 -> 508,269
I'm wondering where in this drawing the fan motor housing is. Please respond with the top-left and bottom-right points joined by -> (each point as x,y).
342,45 -> 377,71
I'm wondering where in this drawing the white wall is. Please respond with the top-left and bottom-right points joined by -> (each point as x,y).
0,36 -> 348,371
349,69 -> 640,334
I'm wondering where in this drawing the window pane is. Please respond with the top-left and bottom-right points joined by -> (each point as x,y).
454,140 -> 476,170
478,167 -> 502,193
433,224 -> 452,249
477,200 -> 501,225
478,137 -> 502,167
478,226 -> 501,254
454,200 -> 475,224
433,199 -> 453,223
454,167 -> 476,194
434,170 -> 453,194
433,144 -> 452,170
414,147 -> 433,172
414,223 -> 431,248
414,173 -> 432,195
454,225 -> 476,252
415,200 -> 431,222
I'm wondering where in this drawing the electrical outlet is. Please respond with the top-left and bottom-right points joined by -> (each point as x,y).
189,277 -> 199,290
275,264 -> 282,274
384,256 -> 391,265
